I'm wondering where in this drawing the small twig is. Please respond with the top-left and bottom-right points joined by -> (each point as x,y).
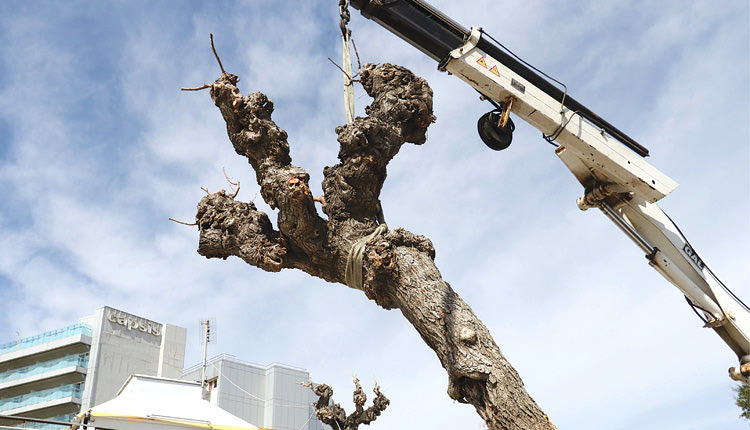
222,167 -> 240,198
351,37 -> 362,72
181,84 -> 212,91
327,57 -> 359,83
297,381 -> 313,388
169,217 -> 197,226
201,186 -> 211,194
222,167 -> 239,187
181,34 -> 228,92
210,33 -> 226,75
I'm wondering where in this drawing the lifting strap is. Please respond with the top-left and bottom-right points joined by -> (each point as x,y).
339,0 -> 355,123
344,204 -> 388,290
338,2 -> 387,289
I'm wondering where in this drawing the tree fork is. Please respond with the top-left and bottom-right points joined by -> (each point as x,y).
184,47 -> 554,428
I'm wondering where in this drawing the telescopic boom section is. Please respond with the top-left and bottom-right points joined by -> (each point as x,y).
351,0 -> 750,381
351,0 -> 649,157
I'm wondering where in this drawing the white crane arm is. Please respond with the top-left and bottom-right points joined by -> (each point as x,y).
350,0 -> 750,381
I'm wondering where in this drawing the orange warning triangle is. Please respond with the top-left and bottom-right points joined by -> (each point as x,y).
489,65 -> 500,77
476,56 -> 488,69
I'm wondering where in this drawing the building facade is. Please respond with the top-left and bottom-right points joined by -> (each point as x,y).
183,355 -> 328,430
0,306 -> 186,428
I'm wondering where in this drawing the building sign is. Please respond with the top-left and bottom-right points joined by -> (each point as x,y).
106,309 -> 162,336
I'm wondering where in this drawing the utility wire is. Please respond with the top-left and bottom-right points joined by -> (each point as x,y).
211,363 -> 310,410
298,411 -> 316,430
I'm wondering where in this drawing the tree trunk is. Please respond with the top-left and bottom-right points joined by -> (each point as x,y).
186,62 -> 555,430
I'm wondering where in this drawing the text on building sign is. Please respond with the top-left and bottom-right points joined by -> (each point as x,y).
107,311 -> 162,336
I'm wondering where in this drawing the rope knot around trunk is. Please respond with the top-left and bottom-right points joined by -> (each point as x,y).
344,223 -> 388,290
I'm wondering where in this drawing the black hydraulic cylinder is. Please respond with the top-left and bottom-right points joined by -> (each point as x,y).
351,0 -> 468,61
350,0 -> 650,157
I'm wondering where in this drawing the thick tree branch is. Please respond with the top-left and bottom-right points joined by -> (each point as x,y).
196,191 -> 285,271
195,190 -> 336,280
322,63 -> 435,225
364,236 -> 551,428
209,74 -> 328,259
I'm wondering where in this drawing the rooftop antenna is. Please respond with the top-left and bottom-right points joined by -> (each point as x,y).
199,318 -> 216,400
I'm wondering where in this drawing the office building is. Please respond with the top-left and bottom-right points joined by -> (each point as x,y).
0,306 -> 186,427
183,355 -> 327,430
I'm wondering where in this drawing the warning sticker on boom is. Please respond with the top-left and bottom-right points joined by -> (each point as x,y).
489,65 -> 500,77
476,56 -> 488,69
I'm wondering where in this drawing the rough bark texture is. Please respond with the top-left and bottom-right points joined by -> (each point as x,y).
303,376 -> 390,430
188,64 -> 555,430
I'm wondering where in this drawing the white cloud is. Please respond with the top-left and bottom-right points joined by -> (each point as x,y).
0,0 -> 747,429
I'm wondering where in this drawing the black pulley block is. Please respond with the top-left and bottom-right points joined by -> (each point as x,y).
477,108 -> 515,151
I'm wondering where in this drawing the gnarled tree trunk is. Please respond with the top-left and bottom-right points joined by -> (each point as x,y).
186,62 -> 555,430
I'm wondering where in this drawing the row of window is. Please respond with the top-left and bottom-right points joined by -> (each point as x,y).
0,383 -> 83,412
0,353 -> 89,384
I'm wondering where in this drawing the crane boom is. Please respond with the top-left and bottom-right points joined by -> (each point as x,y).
350,0 -> 750,380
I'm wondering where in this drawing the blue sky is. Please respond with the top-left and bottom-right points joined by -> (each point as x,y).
0,1 -> 748,429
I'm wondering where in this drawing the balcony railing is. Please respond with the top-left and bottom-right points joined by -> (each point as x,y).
0,353 -> 89,385
0,383 -> 83,412
10,414 -> 77,430
183,353 -> 308,374
0,324 -> 91,355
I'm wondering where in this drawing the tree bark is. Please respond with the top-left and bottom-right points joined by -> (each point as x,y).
187,63 -> 555,430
